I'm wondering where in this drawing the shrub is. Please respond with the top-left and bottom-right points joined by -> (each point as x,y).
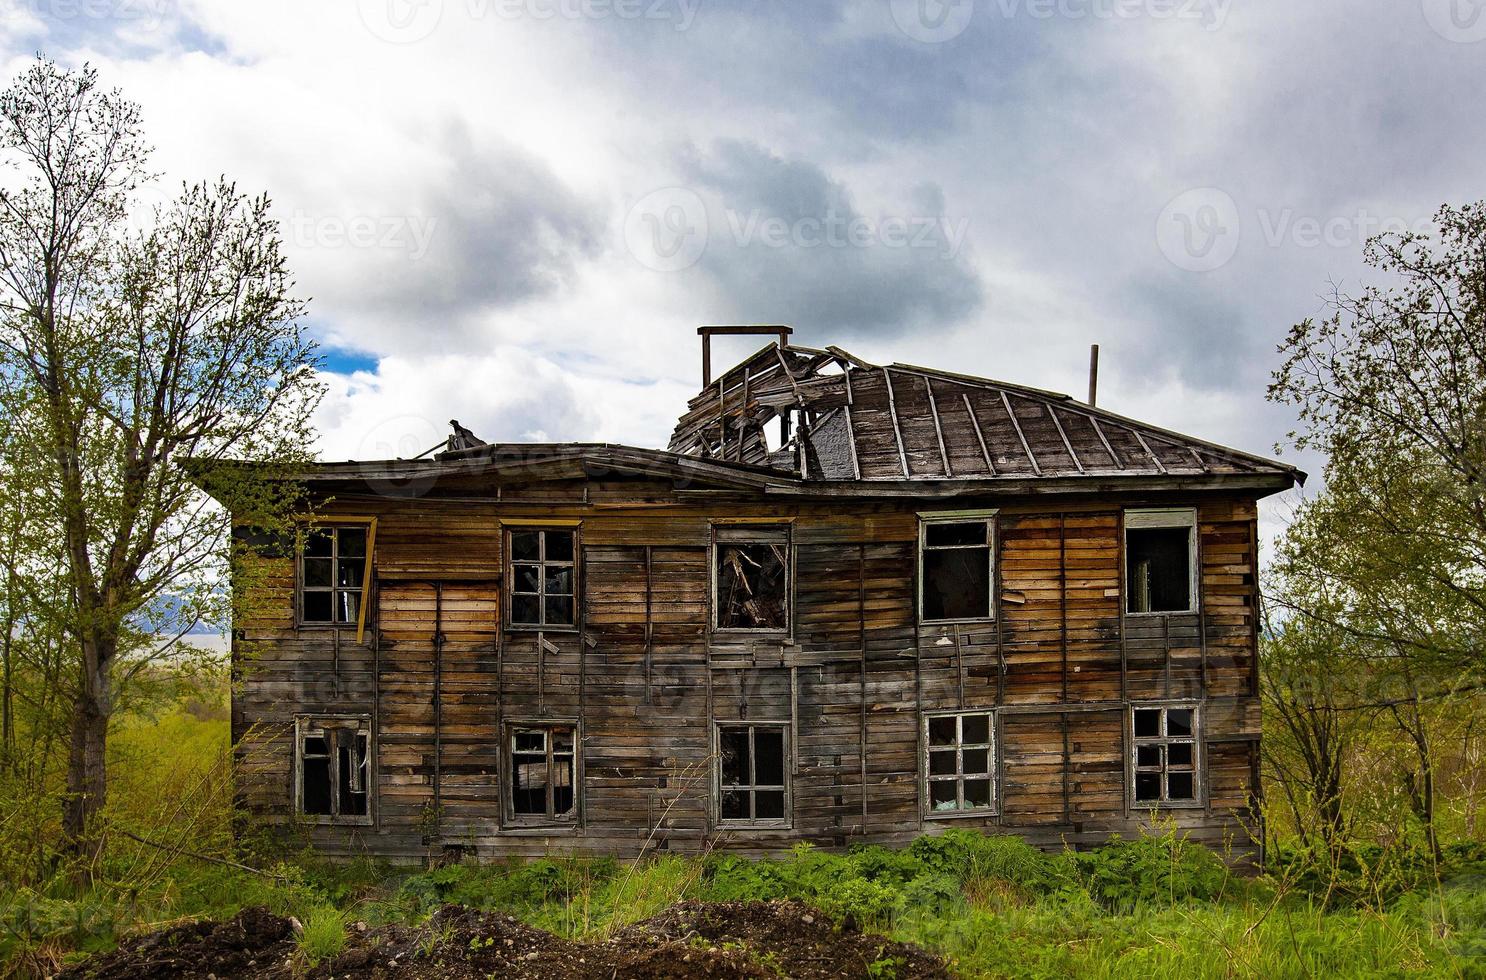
1066,832 -> 1230,913
910,830 -> 1069,895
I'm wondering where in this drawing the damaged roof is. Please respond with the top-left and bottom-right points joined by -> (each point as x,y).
193,340 -> 1301,501
668,343 -> 1302,489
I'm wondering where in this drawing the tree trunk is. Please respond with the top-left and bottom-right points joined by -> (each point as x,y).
62,637 -> 112,874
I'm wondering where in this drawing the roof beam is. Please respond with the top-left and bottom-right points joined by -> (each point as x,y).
962,393 -> 996,476
1048,406 -> 1084,473
924,378 -> 952,477
1131,429 -> 1168,474
843,404 -> 863,480
1000,391 -> 1041,476
882,368 -> 911,478
1088,415 -> 1121,468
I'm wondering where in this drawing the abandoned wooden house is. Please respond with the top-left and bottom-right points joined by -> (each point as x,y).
215,327 -> 1301,863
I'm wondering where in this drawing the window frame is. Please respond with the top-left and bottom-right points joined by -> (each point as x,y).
714,721 -> 792,829
293,714 -> 374,826
710,522 -> 793,636
921,709 -> 999,819
503,523 -> 581,632
296,519 -> 377,642
1122,507 -> 1199,617
1128,702 -> 1203,809
917,510 -> 998,626
501,719 -> 580,828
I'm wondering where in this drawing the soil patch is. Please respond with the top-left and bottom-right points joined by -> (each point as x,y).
59,900 -> 951,979
57,906 -> 296,979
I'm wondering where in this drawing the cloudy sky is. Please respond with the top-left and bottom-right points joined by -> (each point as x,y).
5,0 -> 1483,532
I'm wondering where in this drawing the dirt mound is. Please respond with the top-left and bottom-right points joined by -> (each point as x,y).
622,900 -> 952,979
57,906 -> 296,979
62,900 -> 950,979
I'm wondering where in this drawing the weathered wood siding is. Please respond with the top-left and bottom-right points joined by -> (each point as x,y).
233,481 -> 1261,861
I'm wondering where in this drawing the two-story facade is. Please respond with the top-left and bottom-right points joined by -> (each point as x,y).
219,340 -> 1300,863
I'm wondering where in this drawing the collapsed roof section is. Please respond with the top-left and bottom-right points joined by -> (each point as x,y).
668,343 -> 1302,486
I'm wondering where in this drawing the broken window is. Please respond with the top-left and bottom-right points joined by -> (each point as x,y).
297,716 -> 371,821
300,526 -> 367,625
507,724 -> 576,822
1131,705 -> 1199,805
919,515 -> 995,623
1125,509 -> 1196,614
713,526 -> 790,631
508,528 -> 578,628
925,712 -> 995,815
717,723 -> 789,824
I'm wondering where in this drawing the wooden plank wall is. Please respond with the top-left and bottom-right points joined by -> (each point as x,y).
232,483 -> 1262,861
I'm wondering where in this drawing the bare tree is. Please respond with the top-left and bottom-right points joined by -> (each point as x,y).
0,60 -> 321,871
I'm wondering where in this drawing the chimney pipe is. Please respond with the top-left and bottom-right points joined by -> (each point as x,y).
697,325 -> 794,387
1088,344 -> 1100,407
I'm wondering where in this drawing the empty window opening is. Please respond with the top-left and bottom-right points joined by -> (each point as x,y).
925,712 -> 995,814
718,724 -> 789,824
714,526 -> 790,631
297,717 -> 370,821
508,725 -> 576,820
508,529 -> 577,627
1125,510 -> 1195,614
919,516 -> 994,622
300,526 -> 367,625
1132,706 -> 1198,805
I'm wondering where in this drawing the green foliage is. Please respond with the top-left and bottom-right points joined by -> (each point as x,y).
1269,840 -> 1486,909
0,694 -> 1479,977
1065,831 -> 1231,913
294,905 -> 347,966
909,828 -> 1073,897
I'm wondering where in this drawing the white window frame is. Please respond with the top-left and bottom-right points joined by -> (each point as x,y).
917,509 -> 998,626
1128,702 -> 1203,809
1122,507 -> 1198,616
710,523 -> 793,635
921,709 -> 998,819
714,721 -> 793,828
293,714 -> 373,826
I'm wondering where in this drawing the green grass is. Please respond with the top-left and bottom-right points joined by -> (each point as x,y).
2,697 -> 1484,977
294,905 -> 348,967
3,830 -> 1483,977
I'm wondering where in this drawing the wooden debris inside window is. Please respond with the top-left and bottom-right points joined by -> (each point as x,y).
714,526 -> 790,631
508,725 -> 577,820
297,717 -> 370,821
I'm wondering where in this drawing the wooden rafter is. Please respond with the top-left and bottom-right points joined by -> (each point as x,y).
1132,429 -> 1167,474
924,377 -> 952,477
882,368 -> 910,478
843,404 -> 863,480
1088,415 -> 1121,468
962,393 -> 996,476
1000,391 -> 1040,476
1048,406 -> 1084,474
